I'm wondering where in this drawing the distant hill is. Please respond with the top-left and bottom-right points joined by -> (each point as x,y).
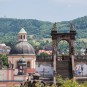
0,16 -> 87,43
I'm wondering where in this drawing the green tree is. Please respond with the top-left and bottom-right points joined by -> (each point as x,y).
39,52 -> 48,56
0,54 -> 8,67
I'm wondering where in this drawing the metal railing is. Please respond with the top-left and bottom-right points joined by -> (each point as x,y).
36,55 -> 87,62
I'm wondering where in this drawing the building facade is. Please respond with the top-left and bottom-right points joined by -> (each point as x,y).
0,28 -> 36,86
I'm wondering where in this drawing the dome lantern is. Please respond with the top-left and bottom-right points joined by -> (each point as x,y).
18,28 -> 27,42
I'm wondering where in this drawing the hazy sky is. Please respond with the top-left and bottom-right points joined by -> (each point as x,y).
0,0 -> 87,22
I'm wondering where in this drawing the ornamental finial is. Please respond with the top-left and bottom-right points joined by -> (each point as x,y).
52,22 -> 57,31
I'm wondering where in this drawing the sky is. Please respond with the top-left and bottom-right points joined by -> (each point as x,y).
0,0 -> 87,22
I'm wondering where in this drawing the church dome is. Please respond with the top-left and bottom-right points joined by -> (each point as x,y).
10,41 -> 35,54
10,28 -> 35,55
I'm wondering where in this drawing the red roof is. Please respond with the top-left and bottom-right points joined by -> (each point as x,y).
38,50 -> 52,55
26,68 -> 36,73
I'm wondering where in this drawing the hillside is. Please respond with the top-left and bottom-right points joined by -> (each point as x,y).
0,16 -> 87,45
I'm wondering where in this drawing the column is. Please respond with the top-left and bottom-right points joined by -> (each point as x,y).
53,39 -> 57,84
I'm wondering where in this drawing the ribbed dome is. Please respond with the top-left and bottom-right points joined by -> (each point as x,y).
10,41 -> 35,54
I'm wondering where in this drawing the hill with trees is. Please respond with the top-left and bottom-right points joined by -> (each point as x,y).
0,16 -> 87,50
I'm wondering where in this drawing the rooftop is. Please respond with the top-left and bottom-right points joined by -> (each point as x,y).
19,28 -> 27,33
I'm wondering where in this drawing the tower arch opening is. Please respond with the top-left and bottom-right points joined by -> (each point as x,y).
58,40 -> 69,56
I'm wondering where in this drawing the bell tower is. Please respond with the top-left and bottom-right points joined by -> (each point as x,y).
51,22 -> 76,83
18,28 -> 27,42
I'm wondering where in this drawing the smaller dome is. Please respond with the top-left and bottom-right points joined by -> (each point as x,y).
19,58 -> 25,62
33,72 -> 40,77
19,28 -> 27,33
18,58 -> 27,65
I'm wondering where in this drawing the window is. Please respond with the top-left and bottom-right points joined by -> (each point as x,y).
16,61 -> 19,68
21,35 -> 22,39
24,35 -> 25,39
27,61 -> 30,68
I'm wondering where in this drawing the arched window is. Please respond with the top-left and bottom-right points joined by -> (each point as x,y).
24,35 -> 25,39
58,40 -> 69,56
21,35 -> 22,39
27,61 -> 30,68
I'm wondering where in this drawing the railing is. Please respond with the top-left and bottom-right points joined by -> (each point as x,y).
36,55 -> 71,62
57,55 -> 70,61
36,55 -> 87,62
57,55 -> 87,61
75,55 -> 87,60
36,55 -> 53,62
